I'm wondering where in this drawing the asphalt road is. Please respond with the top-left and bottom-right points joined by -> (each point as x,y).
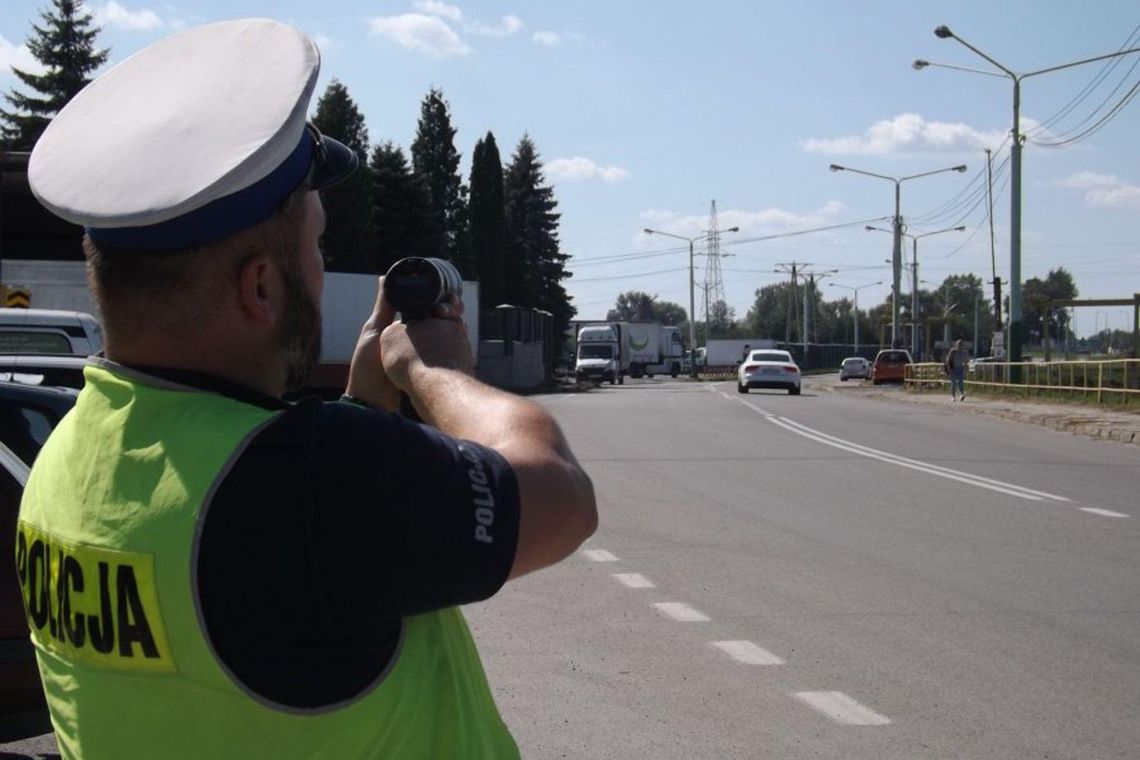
4,376 -> 1136,758
467,376 -> 1139,760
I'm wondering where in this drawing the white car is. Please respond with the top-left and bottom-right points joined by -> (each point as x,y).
839,356 -> 871,381
737,350 -> 801,395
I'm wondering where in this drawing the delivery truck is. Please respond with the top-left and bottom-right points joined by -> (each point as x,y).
573,322 -> 684,385
700,338 -> 777,370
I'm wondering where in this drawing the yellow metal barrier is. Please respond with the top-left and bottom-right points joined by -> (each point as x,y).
905,359 -> 1140,406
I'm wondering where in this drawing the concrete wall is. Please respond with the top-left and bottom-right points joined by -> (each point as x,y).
478,340 -> 545,389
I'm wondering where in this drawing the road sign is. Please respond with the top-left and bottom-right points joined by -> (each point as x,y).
992,332 -> 1005,359
3,286 -> 30,309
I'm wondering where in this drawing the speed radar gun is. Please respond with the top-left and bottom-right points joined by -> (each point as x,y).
383,256 -> 464,321
382,257 -> 464,421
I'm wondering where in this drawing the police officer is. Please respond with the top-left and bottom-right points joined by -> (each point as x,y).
17,18 -> 596,759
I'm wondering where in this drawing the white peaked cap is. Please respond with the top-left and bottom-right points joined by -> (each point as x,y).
28,18 -> 356,251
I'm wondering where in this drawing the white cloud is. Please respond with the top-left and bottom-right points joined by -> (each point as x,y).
312,33 -> 335,52
532,31 -> 561,47
368,14 -> 471,58
637,203 -> 842,242
546,157 -> 630,183
1057,172 -> 1140,210
0,35 -> 43,77
93,2 -> 163,31
412,0 -> 463,22
468,15 -> 523,37
802,113 -> 1008,155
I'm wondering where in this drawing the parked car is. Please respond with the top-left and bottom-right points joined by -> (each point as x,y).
737,350 -> 801,395
839,356 -> 871,381
0,354 -> 87,390
0,308 -> 103,357
0,382 -> 78,741
871,349 -> 913,385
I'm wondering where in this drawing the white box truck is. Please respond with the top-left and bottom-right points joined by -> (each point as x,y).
574,322 -> 684,384
701,338 -> 777,370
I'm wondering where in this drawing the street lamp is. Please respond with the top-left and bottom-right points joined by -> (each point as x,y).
866,224 -> 965,355
643,226 -> 739,377
830,162 -> 966,347
916,27 -> 1140,368
829,280 -> 882,351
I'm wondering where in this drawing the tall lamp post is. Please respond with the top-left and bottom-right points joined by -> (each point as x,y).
829,163 -> 966,347
643,226 -> 739,377
915,27 -> 1140,368
829,281 -> 882,352
866,224 -> 965,356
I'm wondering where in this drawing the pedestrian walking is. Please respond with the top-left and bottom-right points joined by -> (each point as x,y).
945,339 -> 969,401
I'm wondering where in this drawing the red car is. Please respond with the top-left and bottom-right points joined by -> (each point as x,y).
871,349 -> 912,385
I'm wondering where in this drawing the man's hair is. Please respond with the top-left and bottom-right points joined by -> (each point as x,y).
84,187 -> 309,343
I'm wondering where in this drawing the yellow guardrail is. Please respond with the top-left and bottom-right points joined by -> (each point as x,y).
905,359 -> 1140,405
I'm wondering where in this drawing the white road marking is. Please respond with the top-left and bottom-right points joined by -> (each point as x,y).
654,602 -> 710,622
759,414 -> 1068,502
1079,507 -> 1130,518
793,691 -> 891,726
583,549 -> 619,562
613,572 -> 655,588
710,640 -> 784,665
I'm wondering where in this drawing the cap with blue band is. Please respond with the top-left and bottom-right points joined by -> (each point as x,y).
28,18 -> 357,252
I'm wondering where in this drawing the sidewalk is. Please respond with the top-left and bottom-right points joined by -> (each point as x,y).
817,378 -> 1140,449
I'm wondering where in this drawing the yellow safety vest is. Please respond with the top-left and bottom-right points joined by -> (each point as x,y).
16,363 -> 518,759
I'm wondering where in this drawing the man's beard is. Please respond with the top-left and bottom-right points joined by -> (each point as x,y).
277,260 -> 322,394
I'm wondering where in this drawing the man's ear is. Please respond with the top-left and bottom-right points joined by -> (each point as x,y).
236,254 -> 279,327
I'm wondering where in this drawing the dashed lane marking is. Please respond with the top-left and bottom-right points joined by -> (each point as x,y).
1079,507 -> 1130,518
793,691 -> 891,726
710,640 -> 784,665
583,549 -> 619,562
654,602 -> 710,622
612,573 -> 655,588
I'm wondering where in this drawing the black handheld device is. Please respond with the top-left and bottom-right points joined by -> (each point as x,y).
382,257 -> 464,420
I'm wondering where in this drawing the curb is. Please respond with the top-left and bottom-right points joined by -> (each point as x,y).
815,380 -> 1140,449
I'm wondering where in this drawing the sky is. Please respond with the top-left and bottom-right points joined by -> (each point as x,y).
3,1 -> 1138,337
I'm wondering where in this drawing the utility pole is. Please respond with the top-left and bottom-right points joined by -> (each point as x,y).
775,262 -> 807,346
986,148 -> 1004,358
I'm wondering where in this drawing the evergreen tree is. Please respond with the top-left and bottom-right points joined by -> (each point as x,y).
410,88 -> 468,271
369,141 -> 434,273
1,0 -> 109,149
312,80 -> 375,272
503,134 -> 575,338
467,132 -> 507,306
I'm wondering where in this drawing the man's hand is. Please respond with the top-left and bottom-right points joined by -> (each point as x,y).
379,294 -> 473,394
345,277 -> 400,411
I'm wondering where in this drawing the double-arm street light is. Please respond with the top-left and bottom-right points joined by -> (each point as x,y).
829,280 -> 882,351
829,163 -> 966,347
915,26 -> 1140,366
643,226 -> 739,377
866,224 -> 965,354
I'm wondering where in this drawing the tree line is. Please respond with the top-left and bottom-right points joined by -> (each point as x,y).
607,265 -> 1080,358
1,1 -> 576,339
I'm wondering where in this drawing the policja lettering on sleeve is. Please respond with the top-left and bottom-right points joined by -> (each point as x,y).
15,521 -> 175,673
458,444 -> 496,544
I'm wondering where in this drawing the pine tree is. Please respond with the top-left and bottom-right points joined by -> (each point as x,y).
369,141 -> 435,273
312,80 -> 375,272
410,88 -> 468,273
1,0 -> 109,149
503,134 -> 575,338
467,132 -> 507,307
